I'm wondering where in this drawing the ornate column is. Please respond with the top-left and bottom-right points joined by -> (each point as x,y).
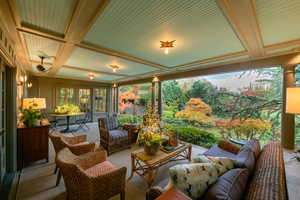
151,77 -> 161,115
112,83 -> 118,114
281,65 -> 296,150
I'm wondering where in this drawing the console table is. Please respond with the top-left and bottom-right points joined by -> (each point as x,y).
17,125 -> 50,170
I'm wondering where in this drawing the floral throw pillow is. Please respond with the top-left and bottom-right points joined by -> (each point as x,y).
167,163 -> 220,199
192,155 -> 235,176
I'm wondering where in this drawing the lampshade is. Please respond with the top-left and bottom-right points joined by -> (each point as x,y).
22,98 -> 46,110
286,87 -> 300,114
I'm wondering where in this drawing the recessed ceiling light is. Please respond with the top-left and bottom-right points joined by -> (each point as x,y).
109,65 -> 119,72
160,40 -> 175,55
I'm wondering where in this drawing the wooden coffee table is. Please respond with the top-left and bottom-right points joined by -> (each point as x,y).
127,142 -> 192,187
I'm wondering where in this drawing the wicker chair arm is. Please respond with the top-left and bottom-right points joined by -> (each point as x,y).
68,142 -> 96,155
89,167 -> 127,197
62,135 -> 87,145
146,186 -> 165,200
218,140 -> 240,154
99,128 -> 110,140
77,150 -> 107,170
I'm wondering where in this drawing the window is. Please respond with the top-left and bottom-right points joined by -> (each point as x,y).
58,88 -> 74,105
79,89 -> 91,112
94,88 -> 106,112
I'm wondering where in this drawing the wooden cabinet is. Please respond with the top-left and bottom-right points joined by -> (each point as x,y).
17,125 -> 50,170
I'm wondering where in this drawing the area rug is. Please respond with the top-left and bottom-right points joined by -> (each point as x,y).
16,123 -> 206,200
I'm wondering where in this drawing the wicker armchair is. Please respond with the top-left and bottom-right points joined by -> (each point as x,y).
48,132 -> 97,186
98,117 -> 131,155
57,148 -> 127,200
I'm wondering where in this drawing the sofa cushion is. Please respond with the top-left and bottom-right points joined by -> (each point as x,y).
203,168 -> 249,200
241,138 -> 261,160
235,147 -> 255,174
85,161 -> 117,176
108,117 -> 119,130
193,155 -> 235,176
109,129 -> 128,141
167,163 -> 220,199
203,144 -> 237,160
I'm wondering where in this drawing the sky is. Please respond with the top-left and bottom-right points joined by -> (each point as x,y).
179,71 -> 270,92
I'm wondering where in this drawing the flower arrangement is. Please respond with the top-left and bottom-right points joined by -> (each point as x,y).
54,104 -> 81,114
138,130 -> 162,147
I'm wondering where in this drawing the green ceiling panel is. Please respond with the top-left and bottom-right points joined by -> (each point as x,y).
256,0 -> 300,45
24,33 -> 60,63
16,0 -> 76,35
56,68 -> 122,81
84,0 -> 244,67
65,47 -> 157,75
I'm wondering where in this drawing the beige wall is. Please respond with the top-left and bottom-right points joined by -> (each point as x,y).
28,76 -> 112,122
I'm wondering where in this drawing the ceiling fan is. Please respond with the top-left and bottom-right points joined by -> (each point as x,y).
36,51 -> 55,72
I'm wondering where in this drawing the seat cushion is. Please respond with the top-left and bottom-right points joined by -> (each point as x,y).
203,144 -> 237,160
85,161 -> 117,176
73,141 -> 89,146
235,147 -> 255,175
241,138 -> 261,160
203,168 -> 249,200
109,129 -> 128,141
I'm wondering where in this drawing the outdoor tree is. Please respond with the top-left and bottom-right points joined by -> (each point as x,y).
162,80 -> 188,108
175,98 -> 214,127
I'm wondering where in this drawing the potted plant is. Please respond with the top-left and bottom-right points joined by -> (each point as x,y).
138,131 -> 162,155
54,104 -> 81,114
22,108 -> 41,127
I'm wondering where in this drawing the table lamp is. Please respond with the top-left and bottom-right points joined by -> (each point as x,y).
22,98 -> 46,110
286,87 -> 300,160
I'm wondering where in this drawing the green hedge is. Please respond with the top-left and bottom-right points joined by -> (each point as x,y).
117,114 -> 142,125
169,126 -> 219,148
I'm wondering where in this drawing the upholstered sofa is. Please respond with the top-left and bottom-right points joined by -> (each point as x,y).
147,140 -> 288,200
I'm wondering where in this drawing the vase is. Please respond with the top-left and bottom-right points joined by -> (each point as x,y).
144,143 -> 160,155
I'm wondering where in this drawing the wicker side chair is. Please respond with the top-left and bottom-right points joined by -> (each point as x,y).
48,132 -> 98,186
57,148 -> 127,200
98,117 -> 131,155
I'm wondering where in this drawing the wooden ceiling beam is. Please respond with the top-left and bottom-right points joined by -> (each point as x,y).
218,0 -> 265,58
77,42 -> 169,70
62,65 -> 131,77
118,53 -> 300,86
48,0 -> 112,76
171,50 -> 248,69
17,26 -> 66,43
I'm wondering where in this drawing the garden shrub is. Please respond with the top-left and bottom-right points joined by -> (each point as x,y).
168,126 -> 219,148
117,114 -> 142,125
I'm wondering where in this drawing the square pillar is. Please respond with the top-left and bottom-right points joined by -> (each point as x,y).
281,65 -> 296,150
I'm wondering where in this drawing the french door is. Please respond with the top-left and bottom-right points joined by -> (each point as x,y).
0,58 -> 6,182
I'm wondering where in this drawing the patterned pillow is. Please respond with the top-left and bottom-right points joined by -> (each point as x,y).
193,155 -> 236,176
167,163 -> 220,199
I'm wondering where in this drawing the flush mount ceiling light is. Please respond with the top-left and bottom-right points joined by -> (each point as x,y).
88,73 -> 95,80
160,40 -> 175,55
109,65 -> 119,73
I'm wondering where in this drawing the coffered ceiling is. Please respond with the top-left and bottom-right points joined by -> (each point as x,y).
4,0 -> 300,84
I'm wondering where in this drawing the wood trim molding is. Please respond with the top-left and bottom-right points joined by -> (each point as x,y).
62,65 -> 131,77
118,53 -> 300,86
171,50 -> 248,69
2,0 -> 31,71
17,26 -> 66,43
218,0 -> 265,57
77,42 -> 169,70
48,0 -> 112,76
